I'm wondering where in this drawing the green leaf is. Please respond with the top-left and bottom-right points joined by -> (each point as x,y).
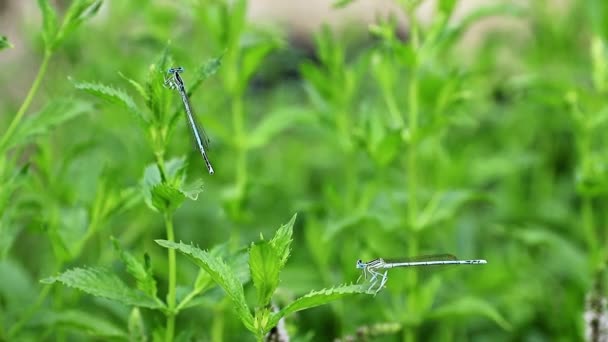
118,72 -> 149,103
37,309 -> 127,338
415,190 -> 483,232
155,240 -> 254,332
429,297 -> 512,331
187,54 -> 225,97
249,241 -> 281,307
140,157 -> 203,213
41,267 -> 164,309
112,238 -> 158,299
240,39 -> 281,89
74,81 -> 148,125
7,99 -> 92,151
269,214 -> 296,269
0,35 -> 13,50
0,260 -> 36,310
247,107 -> 313,150
439,4 -> 525,51
150,183 -> 186,214
128,307 -> 146,341
55,0 -> 103,47
37,0 -> 57,51
333,0 -> 356,8
267,284 -> 367,331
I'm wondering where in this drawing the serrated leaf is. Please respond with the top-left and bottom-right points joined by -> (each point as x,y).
112,238 -> 158,299
187,55 -> 224,97
155,240 -> 254,332
128,307 -> 146,341
38,309 -> 127,338
41,267 -> 164,309
74,81 -> 148,125
119,72 -> 149,102
269,214 -> 296,269
249,241 -> 280,307
247,107 -> 312,150
55,0 -> 103,47
429,297 -> 512,331
0,35 -> 13,50
37,0 -> 57,50
7,99 -> 92,151
267,284 -> 367,331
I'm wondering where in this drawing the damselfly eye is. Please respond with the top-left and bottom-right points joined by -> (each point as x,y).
356,259 -> 363,268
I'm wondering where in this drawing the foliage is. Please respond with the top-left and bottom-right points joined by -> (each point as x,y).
1,0 -> 607,341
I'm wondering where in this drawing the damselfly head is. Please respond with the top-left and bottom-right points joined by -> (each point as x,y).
167,66 -> 184,74
356,259 -> 365,269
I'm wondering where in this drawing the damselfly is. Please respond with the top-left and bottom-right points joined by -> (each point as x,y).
165,67 -> 214,175
356,254 -> 487,294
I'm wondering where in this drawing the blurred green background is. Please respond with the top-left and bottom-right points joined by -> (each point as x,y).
1,0 -> 608,341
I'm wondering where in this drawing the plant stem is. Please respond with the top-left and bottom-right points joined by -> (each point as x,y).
8,279 -> 52,338
0,51 -> 51,150
404,10 -> 421,342
232,96 -> 248,215
582,197 -> 598,262
164,212 -> 176,342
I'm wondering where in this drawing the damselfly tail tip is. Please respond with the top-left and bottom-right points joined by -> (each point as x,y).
208,167 -> 215,175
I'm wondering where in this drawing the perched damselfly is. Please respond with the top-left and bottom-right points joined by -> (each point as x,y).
356,254 -> 487,294
165,67 -> 214,175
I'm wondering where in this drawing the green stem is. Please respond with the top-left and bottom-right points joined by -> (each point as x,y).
404,11 -> 420,342
8,280 -> 53,338
582,197 -> 597,261
0,51 -> 52,150
164,212 -> 176,342
232,96 -> 248,214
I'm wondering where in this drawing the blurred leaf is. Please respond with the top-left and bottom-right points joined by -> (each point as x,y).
591,36 -> 608,92
429,297 -> 512,331
187,54 -> 224,97
333,0 -> 356,8
439,4 -> 526,51
37,309 -> 126,338
74,81 -> 148,125
37,0 -> 57,51
416,276 -> 442,315
267,284 -> 367,330
249,241 -> 280,307
0,213 -> 21,259
155,240 -> 254,332
248,107 -> 313,150
112,238 -> 158,299
0,260 -> 35,310
415,190 -> 482,232
0,35 -> 13,50
41,267 -> 164,309
128,307 -> 146,341
55,0 -> 103,47
240,39 -> 281,90
7,99 -> 92,151
119,72 -> 148,103
269,213 -> 296,269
